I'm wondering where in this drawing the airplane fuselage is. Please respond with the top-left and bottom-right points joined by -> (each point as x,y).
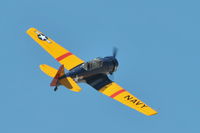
61,56 -> 119,82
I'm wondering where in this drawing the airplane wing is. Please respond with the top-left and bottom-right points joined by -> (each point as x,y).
86,74 -> 157,116
26,28 -> 84,70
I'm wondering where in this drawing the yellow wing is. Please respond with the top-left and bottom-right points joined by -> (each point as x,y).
26,28 -> 84,70
99,82 -> 157,116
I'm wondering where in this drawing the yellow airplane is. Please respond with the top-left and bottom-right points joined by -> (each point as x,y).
26,27 -> 158,116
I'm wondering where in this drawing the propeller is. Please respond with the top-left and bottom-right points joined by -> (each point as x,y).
110,47 -> 118,79
113,47 -> 118,58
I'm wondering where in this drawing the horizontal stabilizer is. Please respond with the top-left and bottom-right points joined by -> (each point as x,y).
40,64 -> 57,78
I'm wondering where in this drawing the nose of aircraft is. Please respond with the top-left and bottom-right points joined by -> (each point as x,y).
104,56 -> 119,73
112,57 -> 119,72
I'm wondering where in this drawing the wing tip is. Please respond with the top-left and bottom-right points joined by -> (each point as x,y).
26,27 -> 37,34
147,111 -> 158,116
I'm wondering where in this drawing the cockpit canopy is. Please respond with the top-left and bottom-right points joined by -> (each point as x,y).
82,58 -> 103,71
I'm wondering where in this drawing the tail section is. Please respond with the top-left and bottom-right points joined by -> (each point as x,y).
40,64 -> 82,92
50,65 -> 65,90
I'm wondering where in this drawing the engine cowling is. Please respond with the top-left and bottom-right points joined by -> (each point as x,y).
101,56 -> 119,74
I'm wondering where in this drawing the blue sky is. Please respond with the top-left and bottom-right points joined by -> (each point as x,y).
0,0 -> 200,132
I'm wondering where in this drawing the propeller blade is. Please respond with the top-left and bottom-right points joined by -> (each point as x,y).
113,47 -> 118,58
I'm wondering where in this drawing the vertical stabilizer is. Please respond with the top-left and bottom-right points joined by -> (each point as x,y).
40,64 -> 82,92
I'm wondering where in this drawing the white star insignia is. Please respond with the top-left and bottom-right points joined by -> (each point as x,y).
38,33 -> 48,41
